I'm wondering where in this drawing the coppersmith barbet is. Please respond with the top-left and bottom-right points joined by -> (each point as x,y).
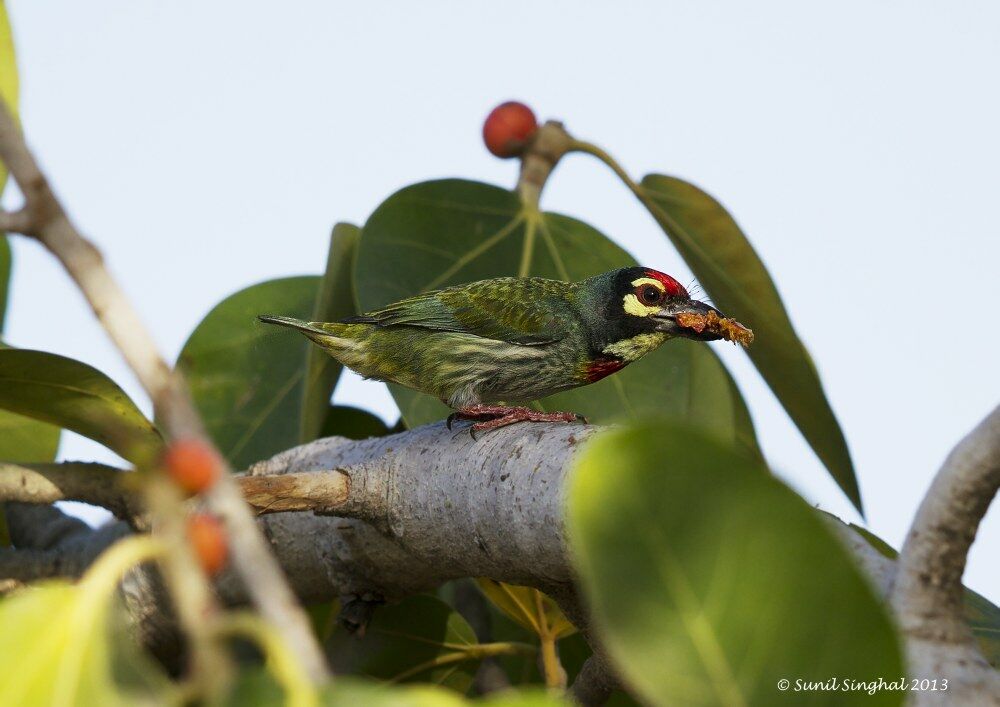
260,266 -> 747,433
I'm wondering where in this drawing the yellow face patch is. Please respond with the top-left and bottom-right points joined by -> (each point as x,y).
622,293 -> 661,317
623,276 -> 668,317
602,332 -> 668,361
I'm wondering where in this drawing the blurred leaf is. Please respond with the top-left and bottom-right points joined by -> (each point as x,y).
217,611 -> 321,707
320,405 -> 391,440
567,422 -> 902,706
0,0 -> 18,332
355,179 -> 758,454
475,580 -> 576,640
0,348 -> 159,462
326,680 -> 467,707
0,409 -> 59,461
301,223 -> 361,443
325,594 -> 479,693
328,678 -> 566,707
177,276 -> 318,470
637,174 -> 859,513
307,599 -> 342,644
0,0 -> 18,187
0,536 -> 172,706
0,2 -> 18,332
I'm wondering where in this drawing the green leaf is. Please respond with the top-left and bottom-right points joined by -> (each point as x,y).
0,349 -> 159,463
355,179 -> 758,453
0,410 -> 59,462
964,588 -> 1000,670
637,174 -> 860,513
474,580 -> 576,640
324,594 -> 479,693
320,405 -> 390,440
324,677 -> 567,707
567,422 -> 903,707
301,223 -> 361,443
0,536 -> 173,707
226,673 -> 568,707
177,276 -> 318,470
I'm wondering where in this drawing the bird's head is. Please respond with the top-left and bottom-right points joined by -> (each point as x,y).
582,267 -> 728,353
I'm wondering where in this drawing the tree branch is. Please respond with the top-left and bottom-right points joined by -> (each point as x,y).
890,404 -> 1000,704
0,462 -> 350,523
6,416 -> 998,704
0,462 -> 138,523
0,97 -> 328,684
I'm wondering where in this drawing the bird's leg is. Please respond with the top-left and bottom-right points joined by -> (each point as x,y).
448,404 -> 587,437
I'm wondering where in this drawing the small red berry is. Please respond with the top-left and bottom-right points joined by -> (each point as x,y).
483,101 -> 538,158
186,513 -> 228,576
163,439 -> 221,495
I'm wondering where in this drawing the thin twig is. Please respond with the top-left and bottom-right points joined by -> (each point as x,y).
0,98 -> 329,684
534,588 -> 568,690
0,462 -> 351,521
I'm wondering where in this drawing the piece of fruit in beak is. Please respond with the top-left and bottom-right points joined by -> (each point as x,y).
675,310 -> 754,347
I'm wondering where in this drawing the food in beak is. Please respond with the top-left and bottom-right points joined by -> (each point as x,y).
675,310 -> 754,347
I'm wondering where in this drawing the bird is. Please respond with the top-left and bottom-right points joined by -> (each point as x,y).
259,266 -> 747,435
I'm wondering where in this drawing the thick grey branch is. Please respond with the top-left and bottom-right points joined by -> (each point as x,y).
0,462 -> 137,522
891,405 -> 1000,705
10,418 -> 998,705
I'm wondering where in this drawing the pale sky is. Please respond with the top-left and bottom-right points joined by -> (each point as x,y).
3,1 -> 997,598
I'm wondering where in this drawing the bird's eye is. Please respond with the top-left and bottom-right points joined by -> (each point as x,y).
639,286 -> 662,305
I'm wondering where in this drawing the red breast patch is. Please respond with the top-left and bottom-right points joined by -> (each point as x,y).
585,358 -> 627,383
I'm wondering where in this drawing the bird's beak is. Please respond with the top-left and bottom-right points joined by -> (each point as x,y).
652,299 -> 726,341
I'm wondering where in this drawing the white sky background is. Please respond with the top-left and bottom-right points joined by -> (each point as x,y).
2,2 -> 997,598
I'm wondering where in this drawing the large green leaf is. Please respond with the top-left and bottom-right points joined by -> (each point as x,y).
300,223 -> 361,443
324,594 -> 481,693
0,410 -> 59,462
355,179 -> 758,452
637,174 -> 859,513
176,276 -> 318,470
567,422 -> 902,706
0,537 -> 173,706
0,349 -> 158,463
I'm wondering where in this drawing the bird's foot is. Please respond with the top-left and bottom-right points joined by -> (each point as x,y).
447,404 -> 587,438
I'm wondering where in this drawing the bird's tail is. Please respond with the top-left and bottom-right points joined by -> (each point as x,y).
257,314 -> 326,335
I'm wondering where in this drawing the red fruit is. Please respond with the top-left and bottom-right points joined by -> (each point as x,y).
482,101 -> 538,158
187,513 -> 228,576
163,439 -> 221,495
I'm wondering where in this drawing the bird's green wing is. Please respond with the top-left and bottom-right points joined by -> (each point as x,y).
344,277 -> 573,345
